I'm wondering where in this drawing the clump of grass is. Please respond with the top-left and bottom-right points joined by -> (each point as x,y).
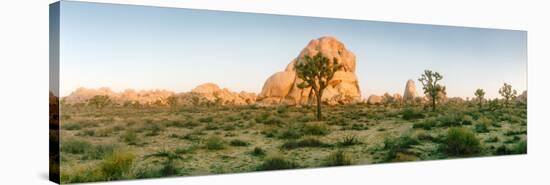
485,136 -> 499,143
261,128 -> 279,138
338,135 -> 361,146
277,128 -> 303,139
381,135 -> 418,162
121,130 -> 139,145
474,123 -> 489,133
229,139 -> 250,146
401,108 -> 425,120
264,116 -> 284,125
442,127 -> 481,156
99,149 -> 136,181
82,144 -> 115,160
413,118 -> 437,130
301,123 -> 330,136
77,129 -> 96,137
204,136 -> 225,150
61,140 -> 92,154
199,116 -> 214,123
281,137 -> 330,149
256,155 -> 298,171
144,124 -> 162,136
251,147 -> 266,156
324,150 -> 352,166
437,114 -> 463,127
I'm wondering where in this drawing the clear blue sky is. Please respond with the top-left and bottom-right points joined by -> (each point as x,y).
59,1 -> 527,99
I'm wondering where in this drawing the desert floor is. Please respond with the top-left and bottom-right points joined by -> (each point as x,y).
58,102 -> 527,183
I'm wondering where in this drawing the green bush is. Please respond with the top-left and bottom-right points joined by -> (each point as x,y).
281,137 -> 330,149
251,147 -> 266,156
257,155 -> 298,171
61,140 -> 92,154
229,139 -> 250,146
413,118 -> 437,130
100,150 -> 136,181
301,123 -> 330,136
204,136 -> 225,150
324,150 -> 352,166
122,130 -> 139,145
443,127 -> 481,156
382,135 -> 418,162
278,128 -> 303,139
401,108 -> 425,120
474,123 -> 489,133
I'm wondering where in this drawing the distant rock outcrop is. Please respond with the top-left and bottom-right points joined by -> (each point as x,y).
258,36 -> 361,105
62,83 -> 257,106
403,79 -> 417,101
367,95 -> 384,105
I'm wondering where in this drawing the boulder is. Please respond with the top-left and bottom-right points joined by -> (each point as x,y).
258,36 -> 361,105
367,95 -> 384,105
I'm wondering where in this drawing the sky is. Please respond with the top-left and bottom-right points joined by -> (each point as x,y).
58,1 -> 527,99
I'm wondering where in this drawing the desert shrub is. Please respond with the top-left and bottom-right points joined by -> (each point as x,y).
276,106 -> 288,115
301,123 -> 330,136
437,114 -> 463,127
199,116 -> 214,123
164,120 -> 184,128
485,136 -> 499,143
278,128 -> 303,139
143,150 -> 183,177
413,118 -> 437,130
254,112 -> 271,123
377,127 -> 387,132
264,116 -> 284,125
77,129 -> 96,137
61,140 -> 91,154
477,116 -> 493,127
324,150 -> 352,166
382,135 -> 418,162
257,155 -> 298,171
100,149 -> 136,181
144,124 -> 162,136
62,122 -> 82,130
229,139 -> 250,146
261,128 -> 279,138
175,144 -> 198,154
461,115 -> 474,125
96,127 -> 114,137
281,137 -> 330,149
350,123 -> 368,130
338,135 -> 361,146
251,147 -> 266,156
121,130 -> 139,145
204,136 -> 225,150
414,131 -> 435,141
474,123 -> 489,133
82,144 -> 115,160
204,122 -> 219,130
401,108 -> 425,120
442,127 -> 481,156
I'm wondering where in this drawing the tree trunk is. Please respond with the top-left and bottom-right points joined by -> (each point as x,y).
316,91 -> 323,120
432,97 -> 436,112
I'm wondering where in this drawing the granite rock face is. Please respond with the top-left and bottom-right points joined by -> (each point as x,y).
258,36 -> 361,105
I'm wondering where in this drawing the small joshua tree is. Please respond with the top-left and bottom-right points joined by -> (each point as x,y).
295,52 -> 342,120
474,89 -> 485,109
498,83 -> 517,107
418,70 -> 446,112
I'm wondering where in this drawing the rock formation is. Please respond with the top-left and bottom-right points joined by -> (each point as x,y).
258,36 -> 361,105
367,95 -> 384,105
403,79 -> 417,101
62,83 -> 257,106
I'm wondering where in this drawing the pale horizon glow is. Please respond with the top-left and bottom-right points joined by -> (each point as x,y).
59,1 -> 527,99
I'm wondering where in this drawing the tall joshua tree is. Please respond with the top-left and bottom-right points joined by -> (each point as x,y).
474,88 -> 485,109
295,52 -> 342,120
418,70 -> 446,112
498,83 -> 517,107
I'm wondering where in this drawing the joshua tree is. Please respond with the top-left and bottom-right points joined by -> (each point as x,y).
418,70 -> 446,112
88,95 -> 112,109
498,83 -> 517,107
474,88 -> 485,109
295,52 -> 342,120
